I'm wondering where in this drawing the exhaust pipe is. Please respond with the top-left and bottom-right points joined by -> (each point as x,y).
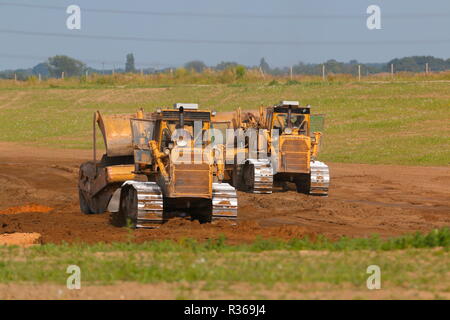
287,105 -> 293,129
179,106 -> 184,128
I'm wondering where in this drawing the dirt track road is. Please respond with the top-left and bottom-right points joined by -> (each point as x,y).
0,142 -> 449,244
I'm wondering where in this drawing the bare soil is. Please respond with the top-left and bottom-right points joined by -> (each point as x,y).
0,142 -> 449,244
0,232 -> 41,246
0,282 -> 447,300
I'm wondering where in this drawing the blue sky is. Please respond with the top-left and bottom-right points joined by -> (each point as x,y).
0,0 -> 449,69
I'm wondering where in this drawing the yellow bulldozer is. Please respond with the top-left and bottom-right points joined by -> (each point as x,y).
215,100 -> 330,195
78,103 -> 238,228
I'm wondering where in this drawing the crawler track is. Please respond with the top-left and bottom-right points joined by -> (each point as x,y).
212,182 -> 238,222
310,160 -> 330,196
245,159 -> 273,194
120,181 -> 164,228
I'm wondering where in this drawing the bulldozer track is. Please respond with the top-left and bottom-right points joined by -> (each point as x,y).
121,181 -> 164,229
121,181 -> 238,227
246,159 -> 273,194
211,182 -> 238,222
310,161 -> 330,196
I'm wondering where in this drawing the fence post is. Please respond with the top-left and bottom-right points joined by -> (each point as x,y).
62,72 -> 65,79
290,66 -> 293,80
259,66 -> 265,79
391,64 -> 394,78
322,64 -> 326,81
358,65 -> 361,81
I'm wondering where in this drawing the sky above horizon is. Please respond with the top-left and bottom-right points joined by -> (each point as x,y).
0,0 -> 449,70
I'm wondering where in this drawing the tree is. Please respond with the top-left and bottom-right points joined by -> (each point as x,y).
184,60 -> 206,73
47,55 -> 85,78
32,62 -> 50,77
215,61 -> 238,71
259,58 -> 270,73
125,53 -> 136,73
387,56 -> 450,72
324,59 -> 342,73
235,65 -> 246,79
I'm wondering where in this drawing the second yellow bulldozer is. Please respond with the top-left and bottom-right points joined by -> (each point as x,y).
215,100 -> 330,195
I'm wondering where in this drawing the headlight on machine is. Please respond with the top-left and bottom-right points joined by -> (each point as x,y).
284,127 -> 293,134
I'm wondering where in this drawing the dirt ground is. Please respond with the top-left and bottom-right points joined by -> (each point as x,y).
1,282 -> 447,300
0,142 -> 449,244
0,232 -> 41,246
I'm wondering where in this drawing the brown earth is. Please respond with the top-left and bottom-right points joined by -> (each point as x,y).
1,282 -> 447,300
0,204 -> 53,215
0,232 -> 41,247
0,142 -> 449,244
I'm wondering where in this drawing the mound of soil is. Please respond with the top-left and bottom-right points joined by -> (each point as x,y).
0,204 -> 53,215
0,232 -> 41,247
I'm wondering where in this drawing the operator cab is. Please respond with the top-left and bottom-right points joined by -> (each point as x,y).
130,103 -> 213,169
152,103 -> 212,150
269,101 -> 311,136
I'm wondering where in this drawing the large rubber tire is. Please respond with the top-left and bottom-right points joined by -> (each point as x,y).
78,161 -> 114,214
79,189 -> 93,214
78,162 -> 97,214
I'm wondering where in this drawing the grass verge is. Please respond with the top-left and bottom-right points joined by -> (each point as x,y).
0,228 -> 448,286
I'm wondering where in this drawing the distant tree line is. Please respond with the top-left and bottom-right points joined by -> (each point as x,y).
273,56 -> 450,76
1,54 -> 449,80
386,56 -> 450,73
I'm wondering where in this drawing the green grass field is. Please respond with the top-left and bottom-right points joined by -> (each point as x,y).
0,79 -> 449,165
0,229 -> 449,299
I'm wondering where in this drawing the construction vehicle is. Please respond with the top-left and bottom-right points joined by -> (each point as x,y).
216,101 -> 330,195
78,104 -> 238,228
78,111 -> 136,215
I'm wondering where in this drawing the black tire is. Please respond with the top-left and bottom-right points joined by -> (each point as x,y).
79,189 -> 93,214
78,161 -> 96,214
79,161 -> 114,214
